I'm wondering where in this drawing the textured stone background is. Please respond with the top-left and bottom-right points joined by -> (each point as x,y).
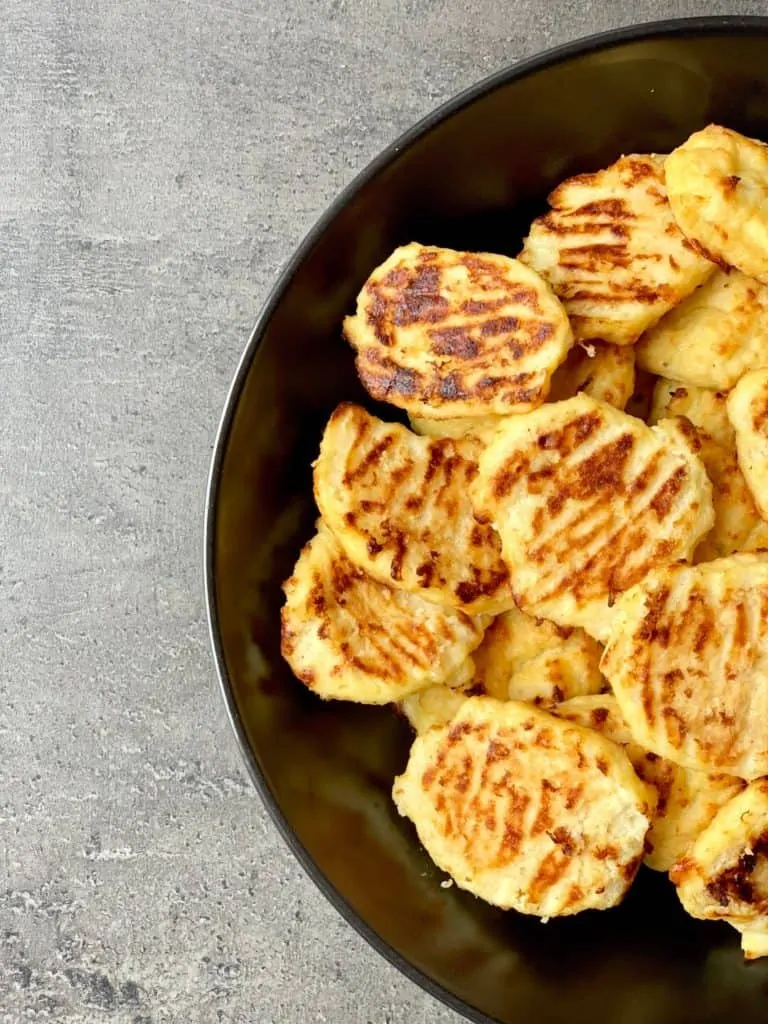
1,2 -> 765,1021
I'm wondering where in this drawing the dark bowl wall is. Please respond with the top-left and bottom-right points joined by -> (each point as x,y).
208,22 -> 768,1024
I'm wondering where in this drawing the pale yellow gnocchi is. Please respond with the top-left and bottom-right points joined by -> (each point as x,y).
665,124 -> 768,283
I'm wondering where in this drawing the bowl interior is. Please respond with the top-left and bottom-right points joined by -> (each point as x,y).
209,23 -> 768,1024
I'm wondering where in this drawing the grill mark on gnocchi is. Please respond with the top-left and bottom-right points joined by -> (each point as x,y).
472,394 -> 714,640
314,403 -> 515,614
393,698 -> 655,917
281,524 -> 485,704
520,154 -> 715,345
602,555 -> 768,779
554,694 -> 744,872
344,243 -> 573,419
671,779 -> 768,943
654,416 -> 768,560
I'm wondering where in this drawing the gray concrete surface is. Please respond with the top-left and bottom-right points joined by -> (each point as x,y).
1,1 -> 765,1021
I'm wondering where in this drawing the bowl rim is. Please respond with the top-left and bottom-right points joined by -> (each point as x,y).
204,14 -> 768,1023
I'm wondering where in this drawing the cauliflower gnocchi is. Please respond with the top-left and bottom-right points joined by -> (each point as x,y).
471,394 -> 713,641
472,607 -> 604,705
520,154 -> 714,345
408,412 -> 502,441
602,555 -> 768,779
649,379 -> 734,449
344,242 -> 573,420
637,269 -> 768,390
398,658 -> 480,734
314,403 -> 515,615
281,524 -> 485,704
548,339 -> 635,409
665,124 -> 768,282
671,779 -> 768,942
393,697 -> 656,917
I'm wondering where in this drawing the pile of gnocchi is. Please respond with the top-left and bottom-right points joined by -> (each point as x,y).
280,124 -> 768,957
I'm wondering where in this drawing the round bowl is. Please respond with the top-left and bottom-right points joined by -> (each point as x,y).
206,17 -> 768,1024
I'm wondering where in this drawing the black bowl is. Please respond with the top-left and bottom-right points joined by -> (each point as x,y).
206,17 -> 768,1024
